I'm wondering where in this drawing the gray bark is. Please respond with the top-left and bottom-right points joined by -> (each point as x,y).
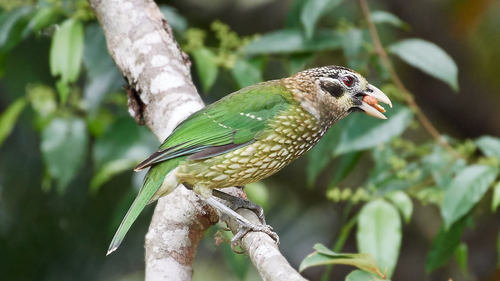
88,0 -> 306,280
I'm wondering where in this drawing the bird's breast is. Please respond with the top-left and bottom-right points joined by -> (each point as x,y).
176,105 -> 326,189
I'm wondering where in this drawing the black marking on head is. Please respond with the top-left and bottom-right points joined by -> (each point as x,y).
320,79 -> 344,98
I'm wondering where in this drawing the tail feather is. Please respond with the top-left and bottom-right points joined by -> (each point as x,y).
107,157 -> 185,255
106,182 -> 158,255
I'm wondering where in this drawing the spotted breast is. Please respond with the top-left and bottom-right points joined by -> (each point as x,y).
175,104 -> 325,190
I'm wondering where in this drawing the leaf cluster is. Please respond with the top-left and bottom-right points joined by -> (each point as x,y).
0,0 -> 499,280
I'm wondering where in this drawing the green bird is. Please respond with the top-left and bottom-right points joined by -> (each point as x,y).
107,65 -> 391,255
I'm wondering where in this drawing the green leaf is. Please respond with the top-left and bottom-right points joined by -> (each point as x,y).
50,19 -> 84,84
286,0 -> 308,29
92,117 -> 156,191
426,214 -> 468,273
357,200 -> 401,278
55,79 -> 69,104
370,11 -> 409,30
300,244 -> 384,278
492,181 -> 500,212
289,53 -> 315,74
475,136 -> 500,158
441,165 -> 499,228
301,0 -> 343,39
191,47 -> 218,92
0,52 -> 5,78
83,23 -> 123,114
90,159 -> 137,194
0,6 -> 32,51
385,191 -> 413,224
341,28 -> 364,70
21,6 -> 60,38
345,270 -> 389,281
41,116 -> 89,193
159,5 -> 188,34
334,103 -> 413,156
0,97 -> 27,148
93,117 -> 156,169
231,58 -> 263,88
243,29 -> 342,55
389,39 -> 459,91
421,145 -> 466,189
329,151 -> 362,186
455,243 -> 469,276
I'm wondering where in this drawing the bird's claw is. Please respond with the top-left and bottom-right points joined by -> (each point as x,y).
213,189 -> 267,225
235,200 -> 267,226
219,213 -> 231,231
230,218 -> 280,252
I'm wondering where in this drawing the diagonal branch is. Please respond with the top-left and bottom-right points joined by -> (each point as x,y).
88,0 -> 305,280
359,0 -> 460,158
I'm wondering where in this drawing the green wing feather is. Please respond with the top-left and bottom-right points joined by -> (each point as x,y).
135,82 -> 296,170
107,157 -> 186,255
108,82 -> 296,255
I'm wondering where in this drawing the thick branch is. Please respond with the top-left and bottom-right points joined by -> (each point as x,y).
89,0 -> 304,280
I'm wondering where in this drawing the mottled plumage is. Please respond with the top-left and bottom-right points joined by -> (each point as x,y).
107,66 -> 392,255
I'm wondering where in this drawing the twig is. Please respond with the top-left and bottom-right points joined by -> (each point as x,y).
359,0 -> 460,159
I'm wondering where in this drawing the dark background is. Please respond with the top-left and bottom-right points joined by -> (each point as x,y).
1,0 -> 500,280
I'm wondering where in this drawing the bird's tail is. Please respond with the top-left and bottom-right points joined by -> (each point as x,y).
106,157 -> 185,255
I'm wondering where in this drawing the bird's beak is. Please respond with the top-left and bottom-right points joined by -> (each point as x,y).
356,84 -> 392,119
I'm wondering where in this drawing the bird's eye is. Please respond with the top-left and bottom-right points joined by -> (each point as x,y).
343,76 -> 354,87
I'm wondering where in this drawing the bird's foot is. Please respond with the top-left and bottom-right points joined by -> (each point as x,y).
212,189 -> 266,225
230,217 -> 279,252
199,194 -> 279,253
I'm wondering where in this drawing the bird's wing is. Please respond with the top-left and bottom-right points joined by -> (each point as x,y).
135,82 -> 295,171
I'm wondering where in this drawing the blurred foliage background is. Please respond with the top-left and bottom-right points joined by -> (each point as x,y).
1,0 -> 500,280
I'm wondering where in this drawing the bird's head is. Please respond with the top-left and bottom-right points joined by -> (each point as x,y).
286,65 -> 392,127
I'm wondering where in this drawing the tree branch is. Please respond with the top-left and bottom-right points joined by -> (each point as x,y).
359,0 -> 460,158
88,0 -> 305,280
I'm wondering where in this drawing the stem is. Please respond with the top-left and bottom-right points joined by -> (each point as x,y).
321,203 -> 358,281
333,214 -> 359,252
359,0 -> 460,159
